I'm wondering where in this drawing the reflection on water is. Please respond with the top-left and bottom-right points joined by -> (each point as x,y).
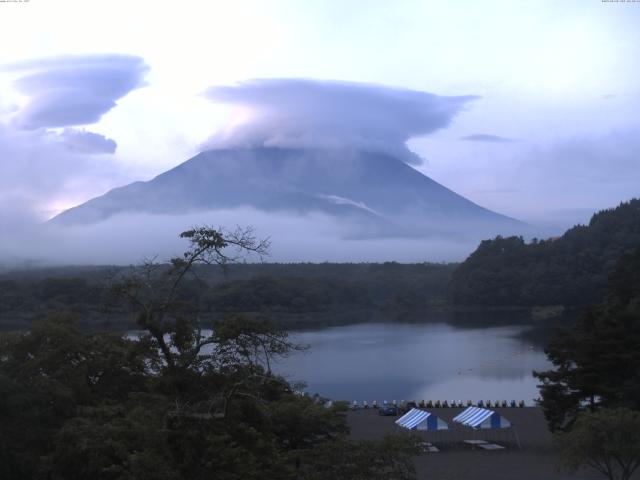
275,323 -> 551,403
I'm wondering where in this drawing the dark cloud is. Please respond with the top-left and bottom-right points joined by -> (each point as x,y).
204,78 -> 478,165
54,129 -> 117,154
3,54 -> 149,130
460,133 -> 518,143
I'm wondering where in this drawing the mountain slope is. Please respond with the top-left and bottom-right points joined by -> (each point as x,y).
51,147 -> 523,238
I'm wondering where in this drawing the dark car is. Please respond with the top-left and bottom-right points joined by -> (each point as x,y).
378,405 -> 398,416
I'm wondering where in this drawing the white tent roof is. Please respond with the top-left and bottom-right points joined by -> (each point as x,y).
452,406 -> 512,429
395,408 -> 449,431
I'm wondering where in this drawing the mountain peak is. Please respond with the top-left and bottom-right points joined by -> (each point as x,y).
51,147 -> 523,239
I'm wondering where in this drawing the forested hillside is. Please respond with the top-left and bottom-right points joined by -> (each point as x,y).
450,199 -> 640,306
0,262 -> 455,330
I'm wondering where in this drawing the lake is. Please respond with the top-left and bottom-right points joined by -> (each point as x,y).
274,322 -> 551,405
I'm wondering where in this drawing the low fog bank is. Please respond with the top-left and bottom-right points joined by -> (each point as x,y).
0,207 -> 537,267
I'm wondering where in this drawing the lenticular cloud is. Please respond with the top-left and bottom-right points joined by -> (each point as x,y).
0,54 -> 149,227
204,78 -> 478,165
2,54 -> 149,130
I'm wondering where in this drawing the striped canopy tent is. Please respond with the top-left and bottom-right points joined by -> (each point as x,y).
453,406 -> 512,429
395,408 -> 449,431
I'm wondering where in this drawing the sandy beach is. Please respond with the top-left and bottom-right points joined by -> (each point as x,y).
347,407 -> 617,480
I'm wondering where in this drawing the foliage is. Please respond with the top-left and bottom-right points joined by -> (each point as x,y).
300,434 -> 420,480
110,226 -> 269,371
204,275 -> 373,313
535,246 -> 640,431
0,261 -> 456,330
0,226 -> 420,479
450,198 -> 640,306
0,316 -> 155,480
558,408 -> 640,480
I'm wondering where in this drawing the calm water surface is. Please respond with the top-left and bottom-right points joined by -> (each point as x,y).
274,322 -> 551,404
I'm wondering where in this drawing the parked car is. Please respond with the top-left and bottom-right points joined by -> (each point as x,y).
378,405 -> 398,416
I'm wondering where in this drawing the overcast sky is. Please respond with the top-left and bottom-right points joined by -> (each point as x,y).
0,0 -> 639,230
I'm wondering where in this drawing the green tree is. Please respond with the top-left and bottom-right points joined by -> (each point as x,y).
0,314 -> 155,480
535,246 -> 640,431
111,226 -> 270,374
300,434 -> 420,480
0,226 -> 421,479
450,198 -> 640,306
558,408 -> 640,480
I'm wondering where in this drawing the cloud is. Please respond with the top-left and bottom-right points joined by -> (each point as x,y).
473,128 -> 640,230
203,78 -> 478,165
2,54 -> 149,130
0,54 -> 151,229
0,124 -> 127,227
522,129 -> 640,184
53,129 -> 117,154
460,133 -> 518,143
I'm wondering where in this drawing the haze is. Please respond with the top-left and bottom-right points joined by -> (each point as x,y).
1,0 -> 639,265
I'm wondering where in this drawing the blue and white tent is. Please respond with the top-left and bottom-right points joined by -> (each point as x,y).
452,406 -> 512,429
395,408 -> 449,431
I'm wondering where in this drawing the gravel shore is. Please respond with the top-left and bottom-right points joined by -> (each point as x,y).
347,407 -> 612,480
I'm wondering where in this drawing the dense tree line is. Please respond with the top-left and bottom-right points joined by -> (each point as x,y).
0,262 -> 455,330
535,245 -> 640,431
450,199 -> 640,306
535,244 -> 640,480
204,276 -> 372,313
0,227 -> 419,479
